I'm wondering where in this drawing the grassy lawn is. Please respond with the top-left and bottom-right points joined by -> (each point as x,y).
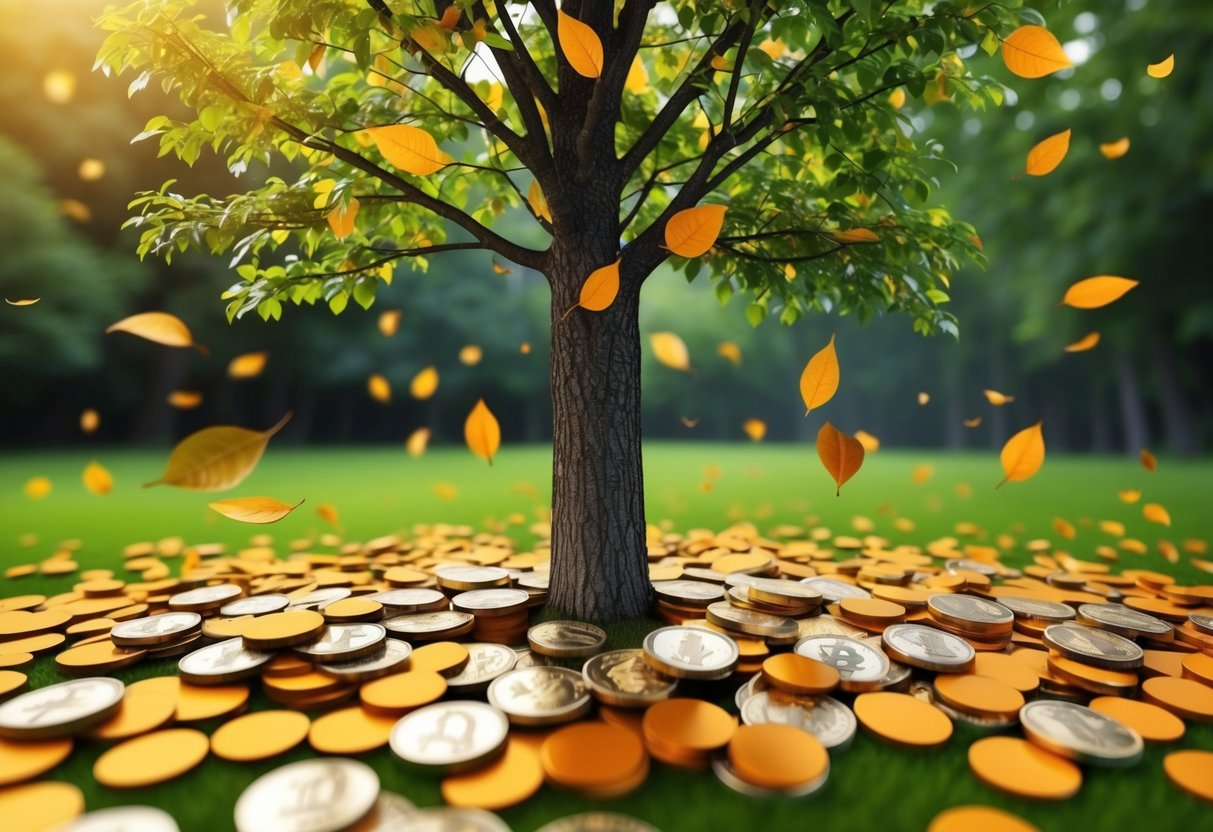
1,443 -> 1211,831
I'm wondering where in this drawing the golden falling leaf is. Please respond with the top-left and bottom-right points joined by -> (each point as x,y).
817,422 -> 865,496
664,204 -> 728,258
367,125 -> 453,176
106,312 -> 195,349
228,352 -> 268,379
1062,276 -> 1138,309
465,399 -> 501,465
918,392 -> 930,406
1147,54 -> 1175,78
1143,502 -> 1171,527
410,366 -> 439,400
717,341 -> 742,367
1053,517 -> 1077,540
888,88 -> 906,109
1158,540 -> 1179,564
650,332 -> 691,371
368,373 -> 391,403
315,503 -> 339,525
519,342 -> 532,355
24,476 -> 52,500
983,389 -> 1015,406
625,58 -> 648,93
1099,138 -> 1130,160
145,413 -> 291,492
406,428 -> 431,457
82,461 -> 113,496
5,298 -> 40,306
998,422 -> 1045,488
433,482 -> 458,501
527,180 -> 552,224
800,334 -> 839,416
1140,448 -> 1158,471
1118,490 -> 1141,504
459,345 -> 483,366
1025,129 -> 1071,176
557,11 -> 604,78
1100,519 -> 1127,537
378,309 -> 401,337
573,258 -> 621,315
854,430 -> 880,453
326,198 -> 359,239
492,261 -> 513,276
80,409 -> 100,435
831,228 -> 881,244
742,419 -> 767,442
167,390 -> 203,410
1065,332 -> 1101,353
679,417 -> 700,429
208,496 -> 303,524
911,464 -> 934,484
1001,25 -> 1073,78
964,416 -> 983,428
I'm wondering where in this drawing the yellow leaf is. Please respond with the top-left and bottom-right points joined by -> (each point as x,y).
664,204 -> 728,258
1065,332 -> 1101,353
1053,517 -> 1076,540
410,366 -> 439,400
1143,503 -> 1171,527
433,482 -> 457,501
519,342 -> 532,355
1099,138 -> 1130,160
557,11 -> 604,78
1118,490 -> 1141,504
228,351 -> 268,379
406,428 -> 431,457
743,419 -> 766,442
465,398 -> 501,464
379,309 -> 401,337
459,345 -> 483,366
82,461 -> 113,495
717,341 -> 742,367
625,58 -> 649,93
1100,519 -> 1127,537
575,258 -> 621,314
709,53 -> 730,72
918,392 -> 931,406
145,413 -> 291,492
492,261 -> 513,276
5,298 -> 40,306
964,416 -> 983,428
817,422 -> 865,496
758,39 -> 786,60
1158,540 -> 1179,564
367,125 -> 452,176
24,476 -> 52,500
680,417 -> 700,429
1025,129 -> 1071,176
998,422 -> 1045,488
209,496 -> 303,525
888,88 -> 906,109
106,312 -> 194,349
1140,449 -> 1158,472
316,503 -> 339,525
1062,276 -> 1138,309
1147,54 -> 1174,79
326,198 -> 359,239
307,43 -> 326,75
167,390 -> 203,410
1002,25 -> 1073,79
983,389 -> 1015,406
911,464 -> 933,484
368,373 -> 391,403
527,180 -> 552,223
80,409 -> 99,435
410,23 -> 449,54
854,430 -> 880,453
800,334 -> 839,416
831,228 -> 881,244
651,332 -> 691,371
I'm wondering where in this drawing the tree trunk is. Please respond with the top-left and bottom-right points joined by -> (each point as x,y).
1114,350 -> 1149,455
546,260 -> 652,621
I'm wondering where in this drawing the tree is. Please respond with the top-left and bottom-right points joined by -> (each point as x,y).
98,0 -> 1027,619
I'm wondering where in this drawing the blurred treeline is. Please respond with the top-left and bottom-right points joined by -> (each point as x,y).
0,0 -> 1208,454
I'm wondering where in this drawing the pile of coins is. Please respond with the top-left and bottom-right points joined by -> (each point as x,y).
0,521 -> 1211,830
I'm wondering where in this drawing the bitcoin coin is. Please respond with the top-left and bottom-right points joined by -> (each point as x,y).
882,623 -> 975,673
452,588 -> 530,616
793,635 -> 889,692
583,649 -> 677,708
435,566 -> 511,591
705,602 -> 798,640
801,577 -> 871,603
178,638 -> 273,685
643,626 -> 739,680
446,643 -> 518,693
294,623 -> 386,662
927,594 -> 1013,633
0,677 -> 124,739
366,588 -> 448,613
527,621 -> 607,658
1077,603 -> 1173,639
740,692 -> 856,750
317,639 -> 412,683
168,584 -> 242,613
384,611 -> 474,641
1043,623 -> 1144,670
1019,699 -> 1143,766
218,594 -> 290,617
652,580 -> 725,605
488,666 -> 591,726
390,701 -> 509,771
234,758 -> 380,832
109,612 -> 201,647
995,595 -> 1076,623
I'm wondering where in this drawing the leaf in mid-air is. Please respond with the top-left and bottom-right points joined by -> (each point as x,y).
1147,54 -> 1174,78
664,205 -> 727,258
998,422 -> 1045,488
465,399 -> 501,465
650,332 -> 691,371
410,367 -> 439,400
743,419 -> 766,442
1143,503 -> 1171,527
1099,138 -> 1130,159
459,345 -> 482,366
5,298 -> 39,306
1026,129 -> 1071,176
24,476 -> 52,499
228,351 -> 268,379
145,413 -> 291,491
378,310 -> 401,337
1141,449 -> 1158,471
406,428 -> 431,457
1002,26 -> 1073,78
854,430 -> 880,453
209,496 -> 303,524
557,11 -> 604,78
315,503 -> 339,525
983,389 -> 1015,406
368,374 -> 391,403
1065,332 -> 1101,352
106,312 -> 195,349
1062,276 -> 1138,309
82,461 -> 113,495
717,342 -> 742,367
918,392 -> 930,406
817,422 -> 865,496
167,390 -> 203,410
800,335 -> 839,416
80,409 -> 99,435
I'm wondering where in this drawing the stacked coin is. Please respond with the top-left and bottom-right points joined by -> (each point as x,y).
651,580 -> 724,624
452,589 -> 530,644
925,594 -> 1015,650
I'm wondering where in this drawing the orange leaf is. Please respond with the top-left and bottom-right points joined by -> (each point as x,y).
1002,25 -> 1073,79
680,417 -> 700,429
664,204 -> 727,258
1062,276 -> 1138,309
911,464 -> 933,484
983,389 -> 1015,407
964,416 -> 983,428
1140,449 -> 1157,472
326,198 -> 359,239
24,476 -> 52,499
1118,490 -> 1141,504
82,461 -> 113,496
743,419 -> 766,442
410,366 -> 439,400
527,180 -> 552,224
316,503 -> 339,525
465,399 -> 501,465
80,409 -> 99,435
854,430 -> 880,453
800,335 -> 839,416
208,496 -> 303,524
167,390 -> 203,410
1026,129 -> 1071,176
651,332 -> 691,371
459,345 -> 482,366
228,351 -> 268,379
5,298 -> 39,306
106,312 -> 194,349
405,428 -> 431,457
1065,332 -> 1101,352
576,258 -> 621,313
1143,503 -> 1171,527
831,228 -> 881,244
557,11 -> 603,78
368,373 -> 391,403
998,422 -> 1045,487
1099,138 -> 1130,160
817,422 -> 865,496
367,125 -> 452,176
378,309 -> 401,337
717,341 -> 742,367
1147,54 -> 1174,79
918,392 -> 930,406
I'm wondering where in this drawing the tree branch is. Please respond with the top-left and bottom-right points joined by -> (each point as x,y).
722,0 -> 765,131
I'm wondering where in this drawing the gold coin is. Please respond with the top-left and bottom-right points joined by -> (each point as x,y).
88,680 -> 177,741
933,674 -> 1025,720
0,671 -> 28,700
928,806 -> 1040,832
711,553 -> 773,574
598,705 -> 647,742
211,710 -> 310,762
1089,696 -> 1185,743
360,670 -> 448,715
540,721 -> 647,791
0,633 -> 64,656
264,653 -> 313,677
1142,676 -> 1213,722
0,735 -> 72,786
1046,655 -> 1138,695
0,653 -> 33,670
0,595 -> 46,613
728,723 -> 828,790
761,653 -> 840,695
853,692 -> 952,748
1164,749 -> 1213,803
1181,652 -> 1213,686
0,608 -> 72,637
240,610 -> 326,649
839,597 -> 907,624
968,736 -> 1081,800
322,598 -> 384,623
262,671 -> 344,696
0,781 -> 84,830
176,680 -> 249,722
308,706 -> 397,754
642,698 -> 736,766
972,652 -> 1040,693
201,616 -> 253,640
442,738 -> 544,810
54,640 -> 146,675
94,728 -> 209,788
409,642 -> 470,677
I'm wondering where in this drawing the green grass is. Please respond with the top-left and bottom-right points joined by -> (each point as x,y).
2,444 -> 1211,832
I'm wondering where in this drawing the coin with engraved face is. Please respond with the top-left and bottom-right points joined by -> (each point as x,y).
168,584 -> 243,613
527,620 -> 607,658
740,692 -> 857,750
317,639 -> 412,683
1020,700 -> 1144,766
219,594 -> 290,617
1191,613 -> 1213,635
726,574 -> 823,607
234,757 -> 380,832
110,611 -> 201,647
294,623 -> 386,662
1043,623 -> 1144,670
178,637 -> 273,685
642,626 -> 739,681
390,701 -> 509,771
882,623 -> 975,672
583,649 -> 677,708
1077,603 -> 1173,639
994,595 -> 1076,623
345,793 -> 415,832
451,588 -> 530,617
927,594 -> 1014,633
796,614 -> 870,641
801,577 -> 871,603
945,559 -> 999,577
706,602 -> 798,640
446,643 -> 518,693
487,666 -> 591,726
383,611 -> 474,641
365,589 -> 448,614
794,635 -> 889,692
58,806 -> 180,832
0,677 -> 125,739
536,813 -> 660,832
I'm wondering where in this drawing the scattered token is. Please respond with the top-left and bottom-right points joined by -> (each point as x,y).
294,623 -> 386,662
240,610 -> 326,650
968,736 -> 1081,800
928,805 -> 1040,832
642,698 -> 736,768
541,721 -> 647,797
1180,652 -> 1213,686
0,677 -> 125,739
0,670 -> 27,701
1163,749 -> 1213,803
972,652 -> 1041,693
488,667 -> 592,726
93,728 -> 209,788
56,806 -> 180,832
1089,696 -> 1185,743
528,621 -> 607,658
235,758 -> 379,832
54,640 -> 146,675
1019,700 -> 1143,766
728,723 -> 829,791
88,679 -> 177,740
175,680 -> 249,722
794,635 -> 889,692
211,710 -> 311,762
309,706 -> 398,755
853,692 -> 953,747
582,649 -> 677,708
740,692 -> 857,750
0,781 -> 85,830
0,735 -> 73,786
0,653 -> 34,670
409,641 -> 471,677
1141,675 -> 1213,722
933,674 -> 1025,721
761,653 -> 840,695
360,670 -> 447,715
443,738 -> 545,810
390,701 -> 509,771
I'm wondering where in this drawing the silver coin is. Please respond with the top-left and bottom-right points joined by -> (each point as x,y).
349,792 -> 416,831
583,649 -> 677,708
446,643 -> 518,692
706,602 -> 798,639
289,588 -> 352,612
794,635 -> 889,692
1077,603 -> 1173,638
927,594 -> 1013,630
390,701 -> 509,770
1191,613 -> 1213,636
735,673 -> 769,710
294,623 -> 386,662
995,595 -> 1076,622
642,626 -> 739,680
451,588 -> 530,616
110,612 -> 201,647
536,813 -> 659,832
878,660 -> 913,691
488,666 -> 591,726
57,806 -> 180,832
513,649 -> 554,669
366,588 -> 448,613
710,752 -> 828,799
317,639 -> 412,682
178,637 -> 273,685
1042,623 -> 1144,670
234,757 -> 380,832
219,594 -> 290,617
0,677 -> 125,739
882,623 -> 975,672
934,698 -> 1018,729
945,558 -> 999,577
801,577 -> 870,603
517,574 -> 549,591
741,692 -> 856,750
651,580 -> 725,605
681,567 -> 726,584
403,807 -> 513,832
168,584 -> 243,612
435,566 -> 511,589
725,575 -> 822,603
528,621 -> 607,658
384,611 -> 474,635
1019,699 -> 1144,766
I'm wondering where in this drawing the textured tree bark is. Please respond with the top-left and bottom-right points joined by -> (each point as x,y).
546,258 -> 652,621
